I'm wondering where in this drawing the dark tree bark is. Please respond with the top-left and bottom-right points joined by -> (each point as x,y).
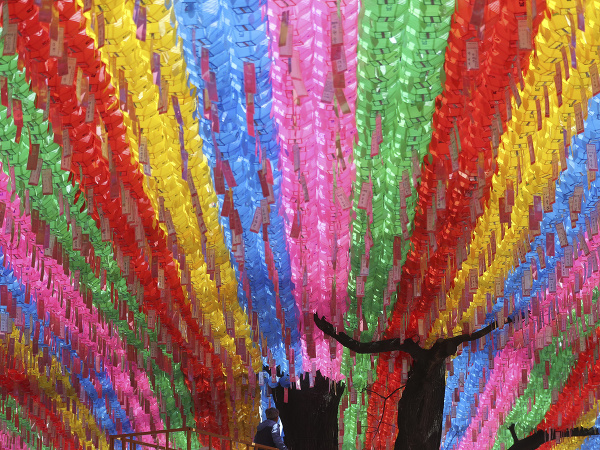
268,370 -> 345,450
314,313 -> 510,450
507,423 -> 599,449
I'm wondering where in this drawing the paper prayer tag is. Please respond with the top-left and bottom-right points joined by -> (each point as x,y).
517,19 -> 532,49
27,144 -> 40,171
2,24 -> 17,56
587,143 -> 598,172
555,222 -> 569,247
574,102 -> 584,134
336,188 -> 351,210
357,182 -> 370,210
590,63 -> 600,96
29,158 -> 43,186
321,72 -> 334,104
331,14 -> 343,45
466,40 -> 479,70
250,207 -> 262,233
41,168 -> 53,195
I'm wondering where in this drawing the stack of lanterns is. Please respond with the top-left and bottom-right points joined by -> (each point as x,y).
0,0 -> 599,448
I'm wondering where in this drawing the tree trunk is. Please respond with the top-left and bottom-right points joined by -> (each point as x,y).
271,371 -> 345,450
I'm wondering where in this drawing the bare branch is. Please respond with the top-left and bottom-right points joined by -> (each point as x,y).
313,313 -> 426,359
507,424 -> 599,450
442,315 -> 513,356
262,365 -> 284,378
362,384 -> 405,401
363,383 -> 404,444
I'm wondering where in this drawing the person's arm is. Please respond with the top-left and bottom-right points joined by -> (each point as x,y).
271,422 -> 288,450
314,313 -> 426,359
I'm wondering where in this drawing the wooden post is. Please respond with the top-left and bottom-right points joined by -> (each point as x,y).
109,436 -> 114,450
187,427 -> 191,450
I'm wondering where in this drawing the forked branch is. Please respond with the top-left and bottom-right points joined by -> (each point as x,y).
507,424 -> 599,450
313,313 -> 425,359
314,312 -> 512,360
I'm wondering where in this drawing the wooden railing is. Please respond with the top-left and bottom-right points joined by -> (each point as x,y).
108,426 -> 278,450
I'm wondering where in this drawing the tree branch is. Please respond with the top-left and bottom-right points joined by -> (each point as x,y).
445,314 -> 513,350
507,425 -> 599,450
508,423 -> 519,443
361,384 -> 405,443
313,314 -> 426,359
262,365 -> 284,378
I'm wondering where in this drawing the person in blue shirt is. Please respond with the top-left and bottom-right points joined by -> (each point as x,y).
253,407 -> 288,450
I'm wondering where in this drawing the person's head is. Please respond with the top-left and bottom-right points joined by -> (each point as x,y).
265,407 -> 279,421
